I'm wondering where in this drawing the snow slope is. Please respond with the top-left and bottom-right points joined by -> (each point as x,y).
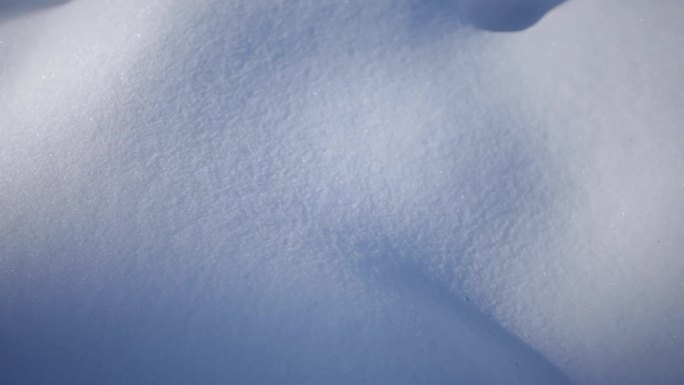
1,0 -> 682,384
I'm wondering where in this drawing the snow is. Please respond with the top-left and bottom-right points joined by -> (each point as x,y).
1,0 -> 683,384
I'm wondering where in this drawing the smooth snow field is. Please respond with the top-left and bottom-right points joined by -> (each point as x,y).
1,0 -> 683,384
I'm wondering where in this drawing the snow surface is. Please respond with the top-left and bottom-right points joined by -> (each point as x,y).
1,0 -> 683,384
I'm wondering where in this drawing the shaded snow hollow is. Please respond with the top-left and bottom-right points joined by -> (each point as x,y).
1,0 -> 683,384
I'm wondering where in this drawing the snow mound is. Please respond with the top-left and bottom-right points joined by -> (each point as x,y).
1,0 -> 682,384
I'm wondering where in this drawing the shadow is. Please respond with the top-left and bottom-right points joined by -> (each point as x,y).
461,0 -> 565,32
412,0 -> 566,32
350,236 -> 574,384
0,0 -> 69,8
0,0 -> 71,21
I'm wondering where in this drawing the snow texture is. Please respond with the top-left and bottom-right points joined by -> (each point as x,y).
1,0 -> 683,384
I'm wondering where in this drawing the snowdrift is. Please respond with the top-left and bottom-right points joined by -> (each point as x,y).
1,0 -> 682,384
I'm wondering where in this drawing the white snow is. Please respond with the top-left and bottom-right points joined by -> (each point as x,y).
1,0 -> 683,384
